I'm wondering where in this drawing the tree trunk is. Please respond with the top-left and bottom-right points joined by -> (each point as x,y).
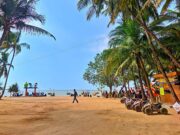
129,8 -> 180,102
120,84 -> 125,91
131,69 -> 137,89
145,33 -> 180,102
136,18 -> 180,68
133,76 -> 137,90
127,80 -> 130,90
124,82 -> 130,98
0,48 -> 15,99
109,85 -> 113,97
138,54 -> 155,102
136,56 -> 147,100
129,8 -> 180,68
124,82 -> 127,92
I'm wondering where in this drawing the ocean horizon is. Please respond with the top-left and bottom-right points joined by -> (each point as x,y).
4,89 -> 100,97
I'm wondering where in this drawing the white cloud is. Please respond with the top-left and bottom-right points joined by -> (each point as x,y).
89,35 -> 109,53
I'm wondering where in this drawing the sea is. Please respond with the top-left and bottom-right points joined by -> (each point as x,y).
3,89 -> 98,97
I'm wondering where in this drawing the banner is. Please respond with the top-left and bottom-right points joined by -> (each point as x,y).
173,102 -> 180,113
160,87 -> 165,95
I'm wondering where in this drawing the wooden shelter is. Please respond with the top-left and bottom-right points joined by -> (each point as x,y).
153,72 -> 180,104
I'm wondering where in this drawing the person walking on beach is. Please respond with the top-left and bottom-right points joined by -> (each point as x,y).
72,89 -> 78,103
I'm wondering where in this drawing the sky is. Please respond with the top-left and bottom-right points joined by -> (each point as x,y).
7,0 -> 115,91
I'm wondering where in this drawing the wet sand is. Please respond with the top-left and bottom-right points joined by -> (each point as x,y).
0,96 -> 179,135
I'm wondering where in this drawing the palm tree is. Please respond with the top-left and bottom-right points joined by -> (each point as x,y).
8,83 -> 19,96
0,32 -> 30,99
149,10 -> 180,62
0,52 -> 11,78
107,20 -> 155,100
77,0 -> 180,67
0,0 -> 55,47
0,52 -> 12,97
77,0 -> 180,102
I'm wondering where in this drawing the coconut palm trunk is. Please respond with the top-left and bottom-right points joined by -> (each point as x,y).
109,85 -> 113,96
128,6 -> 180,68
120,84 -> 125,91
0,48 -> 15,99
132,69 -> 137,89
124,82 -> 128,92
136,19 -> 180,68
127,81 -> 130,90
129,8 -> 180,102
136,56 -> 147,100
133,77 -> 137,90
145,33 -> 180,102
124,82 -> 130,98
138,54 -> 155,101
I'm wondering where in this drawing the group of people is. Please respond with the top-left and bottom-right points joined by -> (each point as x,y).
118,88 -> 145,99
119,87 -> 163,103
26,92 -> 47,97
71,86 -> 160,103
101,88 -> 143,99
81,91 -> 91,97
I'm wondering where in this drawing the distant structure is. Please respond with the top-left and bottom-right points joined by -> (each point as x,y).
24,82 -> 38,96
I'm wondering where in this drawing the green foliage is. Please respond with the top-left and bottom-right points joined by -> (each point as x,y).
0,52 -> 12,78
78,0 -> 180,103
0,0 -> 55,43
149,10 -> 180,69
0,31 -> 30,79
8,83 -> 19,93
0,0 -> 56,99
78,0 -> 180,81
108,19 -> 153,77
77,0 -> 180,68
83,50 -> 121,90
4,32 -> 30,53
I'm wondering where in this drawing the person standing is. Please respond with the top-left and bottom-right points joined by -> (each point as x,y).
34,82 -> 38,96
24,82 -> 29,96
72,89 -> 78,103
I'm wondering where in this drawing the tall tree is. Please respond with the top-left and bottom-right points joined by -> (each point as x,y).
0,52 -> 11,78
107,20 -> 155,100
0,32 -> 30,99
8,83 -> 19,96
77,0 -> 180,102
77,0 -> 180,67
0,0 -> 55,48
83,50 -> 121,93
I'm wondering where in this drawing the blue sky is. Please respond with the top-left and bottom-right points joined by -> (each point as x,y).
7,0 -> 114,91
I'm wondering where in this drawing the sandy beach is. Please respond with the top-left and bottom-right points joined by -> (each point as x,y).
0,96 -> 179,135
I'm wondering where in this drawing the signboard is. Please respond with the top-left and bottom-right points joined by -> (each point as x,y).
159,78 -> 175,83
160,87 -> 165,95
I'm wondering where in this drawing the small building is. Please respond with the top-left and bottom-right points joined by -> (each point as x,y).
153,72 -> 180,104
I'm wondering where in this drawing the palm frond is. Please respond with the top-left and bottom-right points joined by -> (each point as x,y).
87,5 -> 96,20
161,0 -> 173,14
15,43 -> 30,55
115,57 -> 131,77
15,22 -> 56,40
77,0 -> 92,10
